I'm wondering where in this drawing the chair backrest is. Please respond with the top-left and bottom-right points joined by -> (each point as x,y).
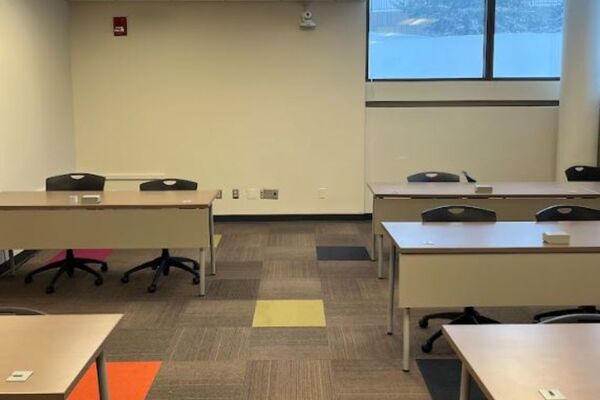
422,205 -> 497,223
565,165 -> 600,182
46,173 -> 105,191
407,171 -> 460,183
140,179 -> 198,191
535,205 -> 600,222
0,307 -> 45,316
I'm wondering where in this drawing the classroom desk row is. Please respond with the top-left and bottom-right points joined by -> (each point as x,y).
0,190 -> 219,296
383,220 -> 600,372
369,181 -> 600,278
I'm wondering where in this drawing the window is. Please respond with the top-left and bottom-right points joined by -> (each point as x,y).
494,0 -> 564,78
367,0 -> 565,80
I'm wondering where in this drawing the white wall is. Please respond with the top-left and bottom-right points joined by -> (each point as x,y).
0,0 -> 75,191
68,1 -> 563,216
555,0 -> 600,177
365,82 -> 560,211
70,1 -> 366,215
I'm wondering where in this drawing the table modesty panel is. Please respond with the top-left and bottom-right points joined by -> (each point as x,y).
0,208 -> 210,249
0,314 -> 122,400
398,252 -> 600,308
372,197 -> 600,235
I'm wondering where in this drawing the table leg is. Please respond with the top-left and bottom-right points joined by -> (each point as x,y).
459,362 -> 471,400
387,245 -> 396,335
199,248 -> 206,296
209,205 -> 216,276
96,351 -> 110,400
371,234 -> 378,261
377,235 -> 384,279
402,308 -> 410,372
8,250 -> 15,276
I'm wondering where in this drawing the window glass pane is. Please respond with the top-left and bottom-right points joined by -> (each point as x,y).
494,0 -> 564,78
368,0 -> 486,80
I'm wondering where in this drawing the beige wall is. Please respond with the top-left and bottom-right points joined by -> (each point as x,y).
365,82 -> 559,211
71,1 -> 366,215
0,0 -> 75,191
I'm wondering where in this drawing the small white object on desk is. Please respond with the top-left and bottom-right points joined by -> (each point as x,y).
543,231 -> 570,245
539,388 -> 567,400
474,184 -> 493,194
68,195 -> 80,205
81,194 -> 102,204
6,371 -> 33,382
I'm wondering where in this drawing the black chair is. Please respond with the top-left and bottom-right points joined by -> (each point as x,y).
536,205 -> 600,222
533,205 -> 600,322
407,171 -> 460,183
565,165 -> 600,181
121,179 -> 200,293
24,173 -> 108,294
418,205 -> 500,353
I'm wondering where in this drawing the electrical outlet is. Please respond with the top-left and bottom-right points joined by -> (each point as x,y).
216,190 -> 223,199
318,188 -> 328,199
261,189 -> 279,200
232,189 -> 239,199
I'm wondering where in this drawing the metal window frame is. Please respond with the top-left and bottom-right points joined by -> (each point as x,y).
365,0 -> 562,82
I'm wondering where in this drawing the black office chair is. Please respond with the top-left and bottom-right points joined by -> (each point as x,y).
407,171 -> 460,183
121,179 -> 200,293
418,205 -> 500,353
533,205 -> 600,322
24,173 -> 108,294
565,165 -> 600,181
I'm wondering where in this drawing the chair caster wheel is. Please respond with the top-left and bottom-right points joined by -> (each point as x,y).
148,284 -> 157,293
121,276 -> 129,284
45,286 -> 55,294
421,343 -> 433,354
101,264 -> 108,272
193,277 -> 200,285
95,278 -> 103,286
418,318 -> 429,329
24,276 -> 33,284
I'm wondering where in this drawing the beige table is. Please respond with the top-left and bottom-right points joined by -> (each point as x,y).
0,314 -> 122,400
383,221 -> 600,371
444,324 -> 600,400
0,191 -> 218,296
369,181 -> 600,278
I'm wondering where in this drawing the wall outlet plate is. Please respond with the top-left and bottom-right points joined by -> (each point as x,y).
261,189 -> 279,200
318,188 -> 328,199
7,371 -> 33,382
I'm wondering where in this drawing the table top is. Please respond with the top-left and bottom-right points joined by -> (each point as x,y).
0,190 -> 219,210
382,221 -> 600,254
368,181 -> 600,198
0,314 -> 122,399
443,324 -> 600,400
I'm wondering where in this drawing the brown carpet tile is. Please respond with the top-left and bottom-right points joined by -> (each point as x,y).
0,220 -> 551,400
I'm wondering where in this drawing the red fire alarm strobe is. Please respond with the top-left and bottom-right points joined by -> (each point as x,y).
113,17 -> 127,37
